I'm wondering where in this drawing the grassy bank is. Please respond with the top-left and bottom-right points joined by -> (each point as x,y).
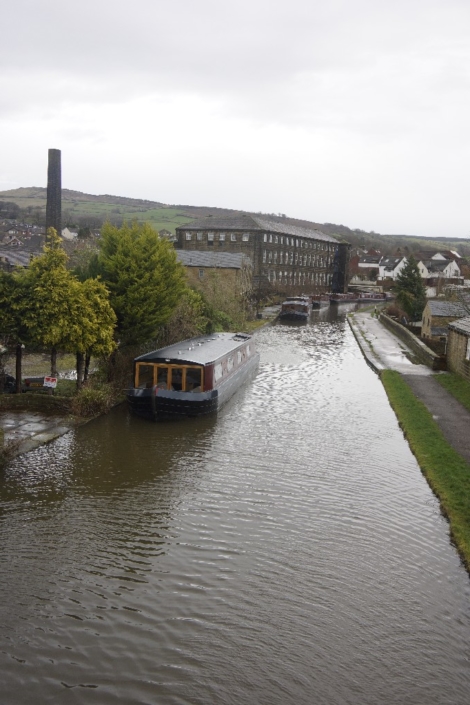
435,372 -> 470,413
381,370 -> 470,571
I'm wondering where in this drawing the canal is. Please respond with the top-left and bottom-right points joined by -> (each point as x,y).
1,307 -> 469,704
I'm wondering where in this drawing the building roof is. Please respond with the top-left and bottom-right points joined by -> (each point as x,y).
423,260 -> 455,273
430,326 -> 449,337
176,214 -> 339,244
175,250 -> 250,269
448,316 -> 470,335
426,300 -> 468,317
380,256 -> 404,270
0,249 -> 39,267
359,255 -> 381,264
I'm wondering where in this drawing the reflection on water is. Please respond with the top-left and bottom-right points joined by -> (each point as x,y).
1,309 -> 469,705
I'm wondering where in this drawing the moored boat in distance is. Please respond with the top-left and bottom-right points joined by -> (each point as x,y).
310,294 -> 330,309
127,332 -> 260,421
330,292 -> 391,305
279,296 -> 312,321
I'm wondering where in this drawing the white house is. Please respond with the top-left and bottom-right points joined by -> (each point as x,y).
418,259 -> 461,280
61,227 -> 78,241
378,256 -> 407,281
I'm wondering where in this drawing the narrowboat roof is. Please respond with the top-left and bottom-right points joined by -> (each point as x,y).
134,332 -> 254,366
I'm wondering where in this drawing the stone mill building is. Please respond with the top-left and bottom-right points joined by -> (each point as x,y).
175,214 -> 350,295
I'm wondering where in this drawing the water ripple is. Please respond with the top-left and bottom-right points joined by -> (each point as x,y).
1,313 -> 469,704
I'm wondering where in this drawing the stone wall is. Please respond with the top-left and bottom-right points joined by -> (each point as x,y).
184,266 -> 250,298
0,393 -> 73,413
379,313 -> 444,370
447,329 -> 470,381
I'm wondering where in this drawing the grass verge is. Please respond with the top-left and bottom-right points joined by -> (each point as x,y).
381,370 -> 470,572
435,372 -> 470,414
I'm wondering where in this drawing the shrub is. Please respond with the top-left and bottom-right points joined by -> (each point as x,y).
70,385 -> 114,417
385,304 -> 405,319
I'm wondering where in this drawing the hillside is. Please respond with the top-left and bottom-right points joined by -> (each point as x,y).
1,187 -> 469,259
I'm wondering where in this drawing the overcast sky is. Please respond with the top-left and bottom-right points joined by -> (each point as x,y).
1,0 -> 469,237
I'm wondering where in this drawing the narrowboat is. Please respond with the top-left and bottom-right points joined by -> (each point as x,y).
127,332 -> 259,420
310,294 -> 330,309
329,293 -> 361,305
279,297 -> 312,321
330,292 -> 391,305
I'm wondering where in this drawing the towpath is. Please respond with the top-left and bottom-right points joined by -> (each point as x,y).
348,309 -> 470,465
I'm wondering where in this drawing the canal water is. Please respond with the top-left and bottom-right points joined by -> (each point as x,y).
1,308 -> 469,705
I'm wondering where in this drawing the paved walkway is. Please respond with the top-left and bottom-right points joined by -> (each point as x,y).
0,411 -> 75,458
349,309 -> 470,465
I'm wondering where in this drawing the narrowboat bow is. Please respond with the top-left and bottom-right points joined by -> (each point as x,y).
127,332 -> 260,420
279,296 -> 312,321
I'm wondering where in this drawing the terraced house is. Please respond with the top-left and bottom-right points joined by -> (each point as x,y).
175,214 -> 349,294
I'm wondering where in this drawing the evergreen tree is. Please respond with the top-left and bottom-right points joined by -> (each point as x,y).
74,278 -> 116,389
97,222 -> 186,345
24,228 -> 116,382
395,256 -> 427,321
0,271 -> 33,392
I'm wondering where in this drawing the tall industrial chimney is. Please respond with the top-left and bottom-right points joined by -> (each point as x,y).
45,148 -> 61,240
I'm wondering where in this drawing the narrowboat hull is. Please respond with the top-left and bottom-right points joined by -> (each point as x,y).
127,349 -> 259,421
310,297 -> 330,309
279,310 -> 310,321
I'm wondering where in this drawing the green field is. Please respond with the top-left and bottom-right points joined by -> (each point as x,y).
0,188 -> 236,235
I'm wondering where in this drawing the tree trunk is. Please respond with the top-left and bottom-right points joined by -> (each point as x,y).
49,346 -> 58,395
51,347 -> 58,377
84,352 -> 91,382
76,352 -> 84,391
15,343 -> 22,394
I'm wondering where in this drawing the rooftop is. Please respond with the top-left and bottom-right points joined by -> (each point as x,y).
176,214 -> 339,244
427,300 -> 468,317
448,316 -> 470,335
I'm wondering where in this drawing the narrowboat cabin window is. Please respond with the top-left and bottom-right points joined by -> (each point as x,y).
157,367 -> 168,388
137,364 -> 155,388
135,363 -> 203,392
186,367 -> 202,392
